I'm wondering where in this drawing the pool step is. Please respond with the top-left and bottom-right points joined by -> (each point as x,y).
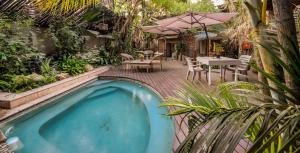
84,80 -> 115,89
85,87 -> 118,101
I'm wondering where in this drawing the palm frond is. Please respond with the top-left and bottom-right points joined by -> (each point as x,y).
33,0 -> 101,13
161,81 -> 300,153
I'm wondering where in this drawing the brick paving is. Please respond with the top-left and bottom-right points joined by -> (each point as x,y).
100,59 -> 257,153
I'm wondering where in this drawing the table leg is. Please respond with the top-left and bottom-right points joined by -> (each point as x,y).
208,65 -> 212,85
220,66 -> 223,79
234,66 -> 238,81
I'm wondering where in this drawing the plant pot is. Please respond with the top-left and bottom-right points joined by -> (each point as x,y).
177,53 -> 182,61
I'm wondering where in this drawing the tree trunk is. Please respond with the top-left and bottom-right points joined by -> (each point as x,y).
253,46 -> 272,100
245,0 -> 284,101
254,27 -> 283,101
272,0 -> 300,101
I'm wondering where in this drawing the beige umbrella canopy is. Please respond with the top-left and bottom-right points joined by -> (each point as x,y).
156,12 -> 237,29
142,12 -> 237,56
142,26 -> 180,35
142,12 -> 237,35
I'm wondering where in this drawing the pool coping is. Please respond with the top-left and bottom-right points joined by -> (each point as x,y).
0,67 -> 110,109
0,66 -> 110,123
98,76 -> 165,100
0,76 -> 171,124
0,75 -> 176,153
1,76 -> 176,153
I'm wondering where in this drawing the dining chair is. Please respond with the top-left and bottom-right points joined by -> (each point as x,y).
120,53 -> 134,70
151,53 -> 163,70
223,55 -> 252,81
185,57 -> 208,81
144,50 -> 154,60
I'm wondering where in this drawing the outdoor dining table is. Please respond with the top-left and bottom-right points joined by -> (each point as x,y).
196,56 -> 241,85
129,59 -> 152,73
136,50 -> 153,60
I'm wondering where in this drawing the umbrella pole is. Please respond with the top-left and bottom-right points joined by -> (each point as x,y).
191,14 -> 209,56
203,24 -> 209,56
164,36 -> 167,60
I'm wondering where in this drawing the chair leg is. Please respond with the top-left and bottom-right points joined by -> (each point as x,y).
198,71 -> 202,80
123,64 -> 127,72
223,69 -> 226,81
186,71 -> 190,79
192,72 -> 196,81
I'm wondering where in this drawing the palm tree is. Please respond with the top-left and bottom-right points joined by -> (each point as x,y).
33,0 -> 101,13
272,0 -> 300,98
160,38 -> 300,152
244,0 -> 285,102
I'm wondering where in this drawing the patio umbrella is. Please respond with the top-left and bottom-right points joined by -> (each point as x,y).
142,25 -> 181,35
142,12 -> 237,54
143,12 -> 237,36
156,12 -> 237,30
142,12 -> 237,56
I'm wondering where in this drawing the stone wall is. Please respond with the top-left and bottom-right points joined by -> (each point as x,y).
31,28 -> 110,55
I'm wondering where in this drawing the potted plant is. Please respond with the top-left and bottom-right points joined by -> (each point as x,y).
138,54 -> 144,61
214,43 -> 223,58
175,42 -> 186,61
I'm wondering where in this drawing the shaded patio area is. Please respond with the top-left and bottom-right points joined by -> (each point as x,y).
100,59 -> 258,153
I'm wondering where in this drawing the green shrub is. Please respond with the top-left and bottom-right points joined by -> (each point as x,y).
59,56 -> 86,76
0,17 -> 45,75
82,47 -> 121,66
0,74 -> 56,93
48,19 -> 85,56
40,58 -> 56,76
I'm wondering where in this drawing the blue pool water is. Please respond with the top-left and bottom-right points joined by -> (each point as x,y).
1,80 -> 175,153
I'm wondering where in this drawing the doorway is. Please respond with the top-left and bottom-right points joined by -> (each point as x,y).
166,43 -> 176,57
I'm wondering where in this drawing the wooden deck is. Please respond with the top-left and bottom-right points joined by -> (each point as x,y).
100,59 -> 257,153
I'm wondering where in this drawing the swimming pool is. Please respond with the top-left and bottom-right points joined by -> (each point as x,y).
1,80 -> 175,153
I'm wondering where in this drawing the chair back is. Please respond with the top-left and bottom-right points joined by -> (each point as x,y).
144,50 -> 154,55
185,57 -> 195,71
151,53 -> 163,61
121,53 -> 134,61
238,55 -> 251,70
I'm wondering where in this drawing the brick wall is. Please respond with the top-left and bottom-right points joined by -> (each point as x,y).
157,35 -> 198,58
182,34 -> 196,58
158,39 -> 165,53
